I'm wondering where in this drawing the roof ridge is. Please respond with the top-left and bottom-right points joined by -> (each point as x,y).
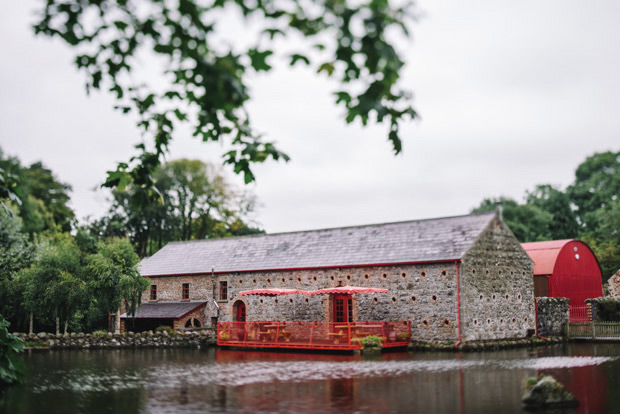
162,211 -> 497,248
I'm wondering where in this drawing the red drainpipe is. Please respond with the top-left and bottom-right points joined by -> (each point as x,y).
454,260 -> 462,349
534,297 -> 550,341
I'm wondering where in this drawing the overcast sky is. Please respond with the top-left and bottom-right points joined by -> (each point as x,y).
1,1 -> 619,234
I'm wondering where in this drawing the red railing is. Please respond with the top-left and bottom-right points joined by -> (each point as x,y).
570,305 -> 591,322
217,321 -> 411,351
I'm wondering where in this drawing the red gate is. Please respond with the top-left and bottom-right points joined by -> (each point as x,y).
569,305 -> 591,322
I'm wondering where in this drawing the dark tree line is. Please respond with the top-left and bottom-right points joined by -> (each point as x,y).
472,151 -> 620,281
0,149 -> 262,333
88,158 -> 264,257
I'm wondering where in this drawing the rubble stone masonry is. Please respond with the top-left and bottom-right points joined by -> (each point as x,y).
144,216 -> 536,345
460,216 -> 536,341
148,263 -> 461,344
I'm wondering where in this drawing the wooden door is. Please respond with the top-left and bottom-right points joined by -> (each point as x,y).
534,275 -> 549,297
234,301 -> 246,322
333,295 -> 353,322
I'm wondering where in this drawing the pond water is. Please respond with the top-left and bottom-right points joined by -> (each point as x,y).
1,343 -> 619,414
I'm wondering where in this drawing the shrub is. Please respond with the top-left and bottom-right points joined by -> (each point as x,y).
361,335 -> 382,348
597,299 -> 620,321
0,315 -> 25,387
525,377 -> 539,390
397,332 -> 410,341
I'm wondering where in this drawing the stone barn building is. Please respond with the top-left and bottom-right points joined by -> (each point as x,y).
124,211 -> 535,344
521,239 -> 603,321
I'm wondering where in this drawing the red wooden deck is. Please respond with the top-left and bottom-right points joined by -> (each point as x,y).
217,321 -> 411,351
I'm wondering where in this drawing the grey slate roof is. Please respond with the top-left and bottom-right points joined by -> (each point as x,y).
120,301 -> 207,319
139,212 -> 497,276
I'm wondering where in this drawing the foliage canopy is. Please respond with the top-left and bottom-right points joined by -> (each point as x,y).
90,158 -> 263,256
34,0 -> 416,199
0,315 -> 25,388
0,147 -> 75,237
472,150 -> 620,281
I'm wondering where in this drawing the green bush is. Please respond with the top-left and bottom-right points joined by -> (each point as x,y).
361,335 -> 382,349
597,299 -> 620,321
525,377 -> 539,390
397,332 -> 410,341
0,315 -> 25,387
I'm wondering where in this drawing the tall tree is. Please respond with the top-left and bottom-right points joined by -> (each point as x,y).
471,197 -> 554,242
567,151 -> 620,280
526,184 -> 579,240
23,237 -> 89,334
87,238 -> 148,327
20,162 -> 75,234
0,148 -> 75,237
33,0 -> 417,199
567,151 -> 620,232
0,148 -> 22,216
95,159 -> 263,256
158,159 -> 260,240
0,214 -> 35,328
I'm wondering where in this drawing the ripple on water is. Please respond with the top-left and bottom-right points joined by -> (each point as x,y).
31,355 -> 615,392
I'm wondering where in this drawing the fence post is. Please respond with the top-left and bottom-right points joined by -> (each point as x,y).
590,305 -> 596,340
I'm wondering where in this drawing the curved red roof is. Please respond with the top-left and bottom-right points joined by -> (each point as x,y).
521,239 -> 572,275
521,239 -> 603,307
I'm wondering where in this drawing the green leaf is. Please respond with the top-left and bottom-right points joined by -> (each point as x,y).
104,170 -> 131,191
317,62 -> 335,76
334,91 -> 352,105
248,49 -> 274,72
388,129 -> 402,154
173,109 -> 187,121
262,28 -> 285,40
290,53 -> 310,66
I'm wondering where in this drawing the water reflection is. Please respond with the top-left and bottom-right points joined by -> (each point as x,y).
0,344 -> 617,414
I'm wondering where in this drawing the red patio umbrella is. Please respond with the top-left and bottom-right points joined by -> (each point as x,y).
308,285 -> 388,295
239,288 -> 311,296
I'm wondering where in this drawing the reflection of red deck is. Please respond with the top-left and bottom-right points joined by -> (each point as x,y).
217,321 -> 411,351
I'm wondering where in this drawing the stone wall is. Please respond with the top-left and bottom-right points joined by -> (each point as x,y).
149,263 -> 460,344
16,330 -> 216,349
460,216 -> 536,341
536,297 -> 569,337
586,297 -> 620,321
607,270 -> 620,297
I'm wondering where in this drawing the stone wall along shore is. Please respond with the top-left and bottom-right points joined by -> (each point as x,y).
14,329 -> 217,349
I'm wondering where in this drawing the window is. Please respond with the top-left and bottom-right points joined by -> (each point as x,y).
219,281 -> 228,301
150,285 -> 157,300
182,283 -> 190,300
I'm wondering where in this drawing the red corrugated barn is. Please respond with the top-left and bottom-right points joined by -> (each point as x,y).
521,239 -> 603,321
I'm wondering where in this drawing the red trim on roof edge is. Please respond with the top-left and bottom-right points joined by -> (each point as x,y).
142,259 -> 463,278
177,302 -> 207,320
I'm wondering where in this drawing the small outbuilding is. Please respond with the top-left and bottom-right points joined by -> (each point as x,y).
120,301 -> 207,333
521,239 -> 603,321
